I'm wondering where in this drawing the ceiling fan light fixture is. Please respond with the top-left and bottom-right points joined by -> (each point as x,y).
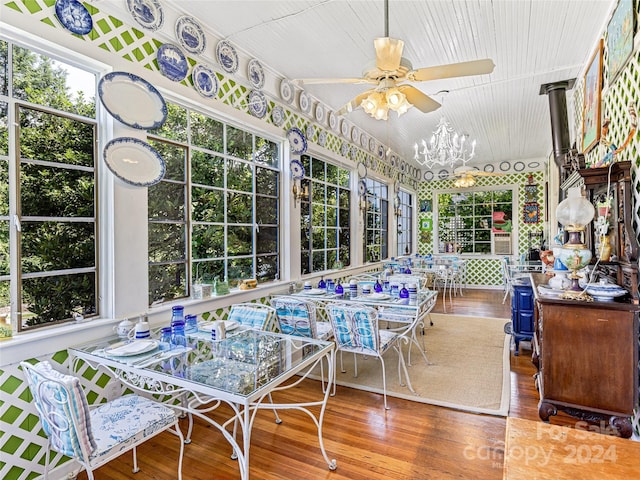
453,174 -> 476,188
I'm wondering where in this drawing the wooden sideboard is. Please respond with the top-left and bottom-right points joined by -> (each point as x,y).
531,274 -> 639,438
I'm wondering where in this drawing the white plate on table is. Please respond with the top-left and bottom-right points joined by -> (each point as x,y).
304,288 -> 325,295
104,340 -> 158,357
368,293 -> 390,300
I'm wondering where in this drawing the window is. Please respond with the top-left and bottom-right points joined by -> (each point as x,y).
299,154 -> 350,274
363,178 -> 388,262
436,189 -> 513,254
396,190 -> 413,256
148,104 -> 280,305
0,40 -> 98,331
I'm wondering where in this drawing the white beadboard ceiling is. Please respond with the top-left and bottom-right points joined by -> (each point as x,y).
117,0 -> 616,172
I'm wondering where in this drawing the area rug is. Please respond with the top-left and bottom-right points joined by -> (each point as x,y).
320,313 -> 511,416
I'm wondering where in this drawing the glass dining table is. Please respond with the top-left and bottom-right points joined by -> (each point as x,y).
279,287 -> 438,367
69,328 -> 337,479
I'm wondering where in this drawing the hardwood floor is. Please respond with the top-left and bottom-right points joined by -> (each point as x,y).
79,288 -> 634,479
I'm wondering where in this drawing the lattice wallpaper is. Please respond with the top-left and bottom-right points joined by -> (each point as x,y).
417,171 -> 545,287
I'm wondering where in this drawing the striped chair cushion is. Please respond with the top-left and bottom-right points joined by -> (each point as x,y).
228,305 -> 271,330
27,361 -> 96,459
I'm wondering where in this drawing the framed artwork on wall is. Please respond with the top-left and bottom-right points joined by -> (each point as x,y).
582,39 -> 603,153
606,0 -> 635,84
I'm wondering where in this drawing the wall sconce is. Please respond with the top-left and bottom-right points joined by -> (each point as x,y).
292,179 -> 308,207
291,159 -> 307,207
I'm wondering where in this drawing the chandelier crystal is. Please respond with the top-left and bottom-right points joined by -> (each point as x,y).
414,117 -> 476,169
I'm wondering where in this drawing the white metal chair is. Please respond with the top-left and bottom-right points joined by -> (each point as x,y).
270,296 -> 333,391
20,361 -> 184,480
325,303 -> 413,409
227,302 -> 277,331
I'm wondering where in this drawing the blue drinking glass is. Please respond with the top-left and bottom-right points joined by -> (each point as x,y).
399,283 -> 409,301
185,314 -> 198,333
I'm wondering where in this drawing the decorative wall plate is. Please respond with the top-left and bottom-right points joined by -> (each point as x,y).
514,161 -> 525,172
271,105 -> 285,126
328,111 -> 339,131
424,170 -> 434,181
528,161 -> 540,169
358,179 -> 367,196
286,127 -> 307,154
290,159 -> 305,179
55,0 -> 93,35
318,130 -> 327,147
247,59 -> 265,89
351,126 -> 360,143
299,91 -> 312,115
340,119 -> 350,137
484,164 -> 495,172
499,161 -> 511,171
216,40 -> 239,74
175,15 -> 205,54
394,179 -> 400,192
369,137 -> 376,152
314,103 -> 326,124
305,124 -> 315,140
341,142 -> 349,156
377,145 -> 385,159
357,161 -> 367,178
126,0 -> 164,31
360,132 -> 368,149
157,44 -> 188,82
248,90 -> 267,118
191,64 -> 218,98
103,137 -> 166,187
99,71 -> 167,130
438,169 -> 448,179
279,79 -> 294,104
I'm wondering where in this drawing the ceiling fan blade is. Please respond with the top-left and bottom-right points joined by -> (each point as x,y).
409,59 -> 495,82
374,37 -> 404,71
397,85 -> 441,113
291,77 -> 373,86
336,89 -> 375,116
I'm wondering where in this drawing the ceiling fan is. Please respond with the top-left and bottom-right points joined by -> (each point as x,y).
450,166 -> 503,188
293,0 -> 495,118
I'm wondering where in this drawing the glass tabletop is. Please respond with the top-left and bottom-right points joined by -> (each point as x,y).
70,329 -> 331,399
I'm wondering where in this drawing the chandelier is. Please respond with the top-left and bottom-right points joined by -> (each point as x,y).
360,79 -> 412,120
413,117 -> 476,169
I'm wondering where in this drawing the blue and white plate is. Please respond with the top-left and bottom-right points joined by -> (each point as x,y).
341,142 -> 349,156
271,105 -> 285,126
248,90 -> 267,118
191,64 -> 218,98
377,145 -> 385,159
247,59 -> 265,89
287,127 -> 307,154
585,282 -> 627,301
315,103 -> 326,124
299,91 -> 312,115
306,124 -> 315,140
126,0 -> 163,31
318,130 -> 327,147
99,71 -> 167,130
216,40 -> 239,74
280,79 -> 294,104
55,0 -> 92,35
358,179 -> 367,196
340,119 -> 350,137
103,137 -> 166,187
328,110 -> 338,131
369,137 -> 376,153
351,126 -> 359,143
290,159 -> 305,179
157,44 -> 188,82
175,15 -> 206,54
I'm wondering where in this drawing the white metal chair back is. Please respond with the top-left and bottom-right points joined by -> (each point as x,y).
227,302 -> 277,331
20,361 -> 184,480
270,296 -> 332,340
325,303 -> 413,409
